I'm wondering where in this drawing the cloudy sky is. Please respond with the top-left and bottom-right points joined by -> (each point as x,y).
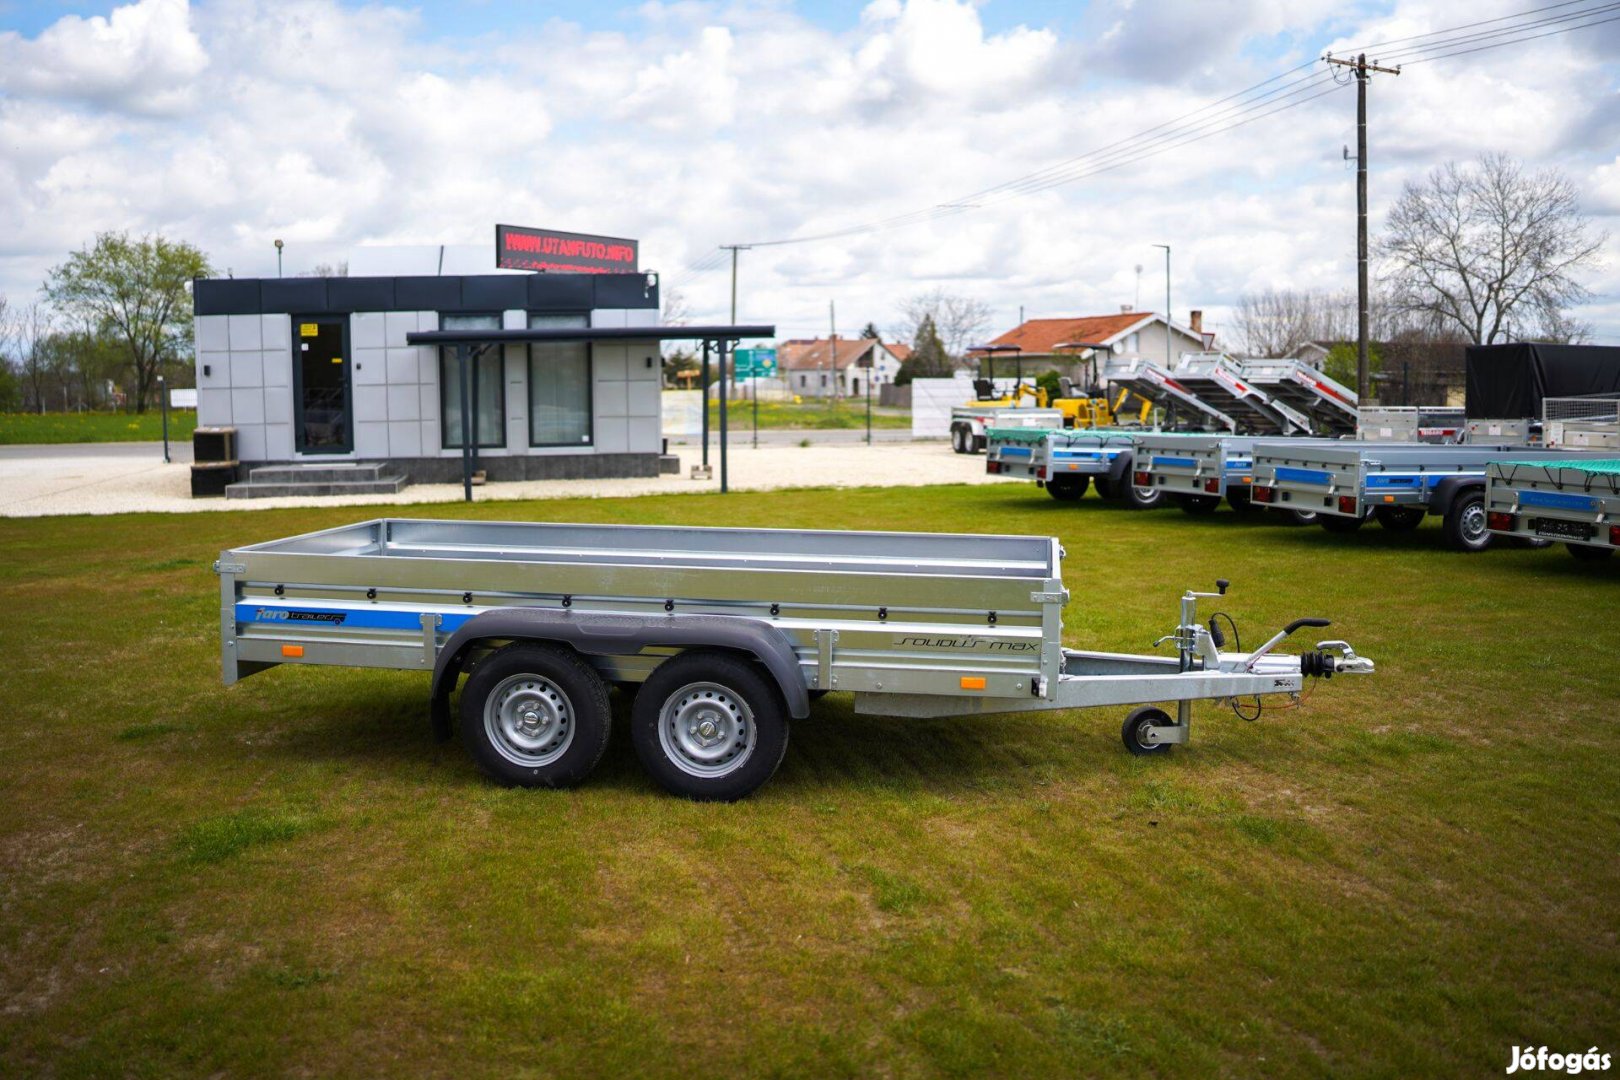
1,0 -> 1617,345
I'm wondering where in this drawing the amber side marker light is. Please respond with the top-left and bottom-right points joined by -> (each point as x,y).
960,676 -> 987,691
281,644 -> 304,658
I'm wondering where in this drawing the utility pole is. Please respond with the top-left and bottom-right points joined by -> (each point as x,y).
1151,244 -> 1171,368
1326,52 -> 1399,402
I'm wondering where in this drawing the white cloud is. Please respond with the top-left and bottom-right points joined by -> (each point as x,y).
0,0 -> 1615,345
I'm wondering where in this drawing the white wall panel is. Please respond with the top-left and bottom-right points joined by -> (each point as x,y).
388,420 -> 421,457
386,348 -> 419,385
230,387 -> 264,424
350,313 -> 385,349
235,424 -> 266,461
384,311 -> 417,347
264,385 -> 294,425
352,348 -> 386,385
354,421 -> 389,457
353,390 -> 387,422
198,351 -> 230,389
386,384 -> 419,421
261,315 -> 291,351
198,387 -> 232,426
231,350 -> 263,388
227,314 -> 262,351
265,423 -> 294,459
196,315 -> 230,352
594,417 -> 628,454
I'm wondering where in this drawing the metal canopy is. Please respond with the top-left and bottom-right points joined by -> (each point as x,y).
404,323 -> 776,501
404,324 -> 775,346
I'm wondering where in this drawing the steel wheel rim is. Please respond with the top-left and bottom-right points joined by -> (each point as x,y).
1460,503 -> 1487,544
658,681 -> 756,778
1133,483 -> 1160,505
485,673 -> 575,767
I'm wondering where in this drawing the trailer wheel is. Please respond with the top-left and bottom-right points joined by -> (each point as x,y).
632,652 -> 789,801
951,426 -> 968,454
1121,706 -> 1173,756
1120,478 -> 1163,510
1287,509 -> 1319,526
972,435 -> 986,453
1374,505 -> 1426,532
1093,477 -> 1114,499
460,643 -> 611,788
1568,543 -> 1614,562
1226,488 -> 1259,513
1174,493 -> 1221,515
1319,514 -> 1365,534
1045,475 -> 1089,501
1442,490 -> 1493,552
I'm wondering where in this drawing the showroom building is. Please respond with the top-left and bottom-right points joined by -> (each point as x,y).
191,271 -> 665,481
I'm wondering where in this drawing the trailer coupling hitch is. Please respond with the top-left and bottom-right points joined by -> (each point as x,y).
1308,640 -> 1375,677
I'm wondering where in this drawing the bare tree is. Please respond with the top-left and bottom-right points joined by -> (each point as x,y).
12,303 -> 53,413
310,261 -> 349,278
1380,153 -> 1604,345
892,288 -> 992,362
661,285 -> 691,326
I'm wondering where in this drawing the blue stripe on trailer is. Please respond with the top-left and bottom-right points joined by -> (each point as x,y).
1275,466 -> 1332,485
236,603 -> 476,632
1518,489 -> 1601,512
1053,450 -> 1112,461
1153,456 -> 1197,467
1364,474 -> 1423,488
998,446 -> 1032,458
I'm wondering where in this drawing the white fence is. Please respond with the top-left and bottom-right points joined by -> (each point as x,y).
910,375 -> 974,439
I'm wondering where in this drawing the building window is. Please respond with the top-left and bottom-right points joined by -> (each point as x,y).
528,313 -> 592,446
439,312 -> 505,449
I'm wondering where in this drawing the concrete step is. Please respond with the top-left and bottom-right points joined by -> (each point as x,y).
224,476 -> 411,499
247,462 -> 392,484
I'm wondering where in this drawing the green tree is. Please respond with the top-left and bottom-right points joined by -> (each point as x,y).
860,321 -> 879,340
44,232 -> 211,413
1323,342 -> 1381,390
896,315 -> 951,386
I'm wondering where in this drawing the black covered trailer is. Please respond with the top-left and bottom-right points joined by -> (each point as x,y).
1465,344 -> 1620,419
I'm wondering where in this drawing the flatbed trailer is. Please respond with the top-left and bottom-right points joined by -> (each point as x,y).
1236,359 -> 1359,435
1247,442 -> 1600,550
1356,406 -> 1467,445
1103,357 -> 1237,432
1020,427 -> 1184,508
950,405 -> 1064,454
1486,458 -> 1620,562
214,518 -> 1374,799
983,426 -> 1059,484
1135,433 -> 1326,522
1170,354 -> 1310,435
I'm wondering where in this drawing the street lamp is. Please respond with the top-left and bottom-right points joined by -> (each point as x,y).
1150,244 -> 1171,369
274,238 -> 284,278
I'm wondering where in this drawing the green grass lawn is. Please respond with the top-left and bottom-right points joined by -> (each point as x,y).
1,485 -> 1615,1077
706,398 -> 911,429
0,409 -> 198,444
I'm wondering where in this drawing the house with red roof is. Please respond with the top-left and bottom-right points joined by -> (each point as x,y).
970,310 -> 1214,379
778,337 -> 905,398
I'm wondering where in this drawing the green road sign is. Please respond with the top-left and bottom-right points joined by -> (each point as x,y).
732,347 -> 778,379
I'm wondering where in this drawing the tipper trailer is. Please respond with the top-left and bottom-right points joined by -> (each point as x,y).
1135,433 -> 1324,523
1236,359 -> 1359,436
1485,458 -> 1620,562
214,518 -> 1374,799
1247,442 -> 1605,550
1169,354 -> 1310,435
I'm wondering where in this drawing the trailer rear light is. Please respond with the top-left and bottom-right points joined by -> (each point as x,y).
281,644 -> 304,658
986,461 -> 1000,474
1036,467 -> 1047,480
1487,511 -> 1515,531
1253,485 -> 1275,503
960,676 -> 986,691
1134,470 -> 1151,486
1611,524 -> 1620,547
1337,496 -> 1357,515
1204,478 -> 1221,494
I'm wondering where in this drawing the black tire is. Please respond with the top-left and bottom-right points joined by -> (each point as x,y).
1116,469 -> 1163,509
1045,475 -> 1089,501
1287,509 -> 1319,526
1175,493 -> 1221,515
1226,488 -> 1259,513
632,651 -> 789,801
1374,505 -> 1426,532
460,643 -> 612,788
1442,489 -> 1492,552
972,435 -> 986,453
1093,477 -> 1114,499
951,426 -> 969,454
1121,705 -> 1173,756
1319,513 -> 1365,534
1568,543 -> 1615,562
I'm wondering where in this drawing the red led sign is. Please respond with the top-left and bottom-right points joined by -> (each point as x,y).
495,224 -> 639,274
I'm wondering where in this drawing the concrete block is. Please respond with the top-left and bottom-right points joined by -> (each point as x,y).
355,421 -> 389,457
264,384 -> 294,425
594,417 -> 628,454
228,314 -> 262,351
386,348 -> 419,385
235,423 -> 267,461
261,314 -> 291,351
196,315 -> 230,353
350,312 -> 386,349
231,349 -> 263,388
265,423 -> 294,459
352,348 -> 386,385
199,387 -> 232,426
388,420 -> 422,457
386,383 -> 420,421
354,388 -> 388,422
230,387 -> 264,424
198,351 -> 230,388
385,311 -> 417,347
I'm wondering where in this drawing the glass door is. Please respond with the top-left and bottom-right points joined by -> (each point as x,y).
293,316 -> 352,453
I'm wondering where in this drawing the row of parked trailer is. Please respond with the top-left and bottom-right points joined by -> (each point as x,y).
986,424 -> 1620,560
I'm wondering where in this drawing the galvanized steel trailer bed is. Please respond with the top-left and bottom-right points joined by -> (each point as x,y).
949,405 -> 1064,454
1135,433 -> 1327,520
1485,458 -> 1620,561
214,517 -> 1374,798
1014,428 -> 1180,508
1246,442 -> 1602,550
